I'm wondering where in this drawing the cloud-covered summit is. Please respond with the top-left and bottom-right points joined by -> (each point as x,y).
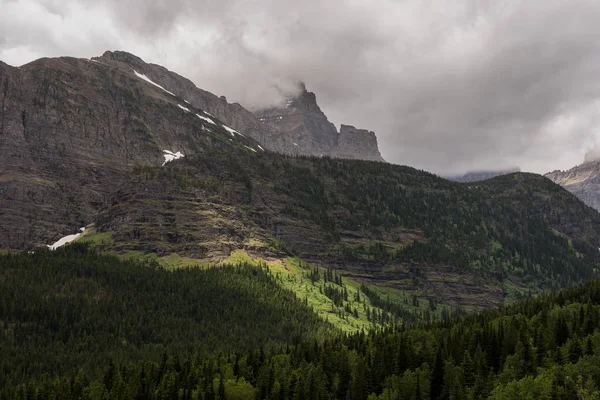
2,0 -> 600,174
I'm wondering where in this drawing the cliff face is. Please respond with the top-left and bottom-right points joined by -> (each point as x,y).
254,85 -> 385,161
254,85 -> 339,156
546,161 -> 600,211
332,124 -> 383,162
97,51 -> 280,146
98,52 -> 385,161
0,53 -> 262,249
0,50 -> 385,250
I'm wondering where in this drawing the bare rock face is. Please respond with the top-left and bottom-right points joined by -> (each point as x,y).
546,161 -> 600,211
253,84 -> 339,155
98,52 -> 385,162
0,53 -> 261,249
97,51 -> 280,145
254,84 -> 385,161
0,50 -> 385,250
332,124 -> 384,162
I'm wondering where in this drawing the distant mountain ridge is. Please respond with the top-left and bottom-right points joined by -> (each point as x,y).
546,161 -> 600,211
447,167 -> 521,182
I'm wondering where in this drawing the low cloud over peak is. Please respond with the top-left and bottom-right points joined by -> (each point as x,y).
2,0 -> 600,174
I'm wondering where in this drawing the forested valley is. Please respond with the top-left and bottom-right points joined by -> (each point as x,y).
3,247 -> 600,399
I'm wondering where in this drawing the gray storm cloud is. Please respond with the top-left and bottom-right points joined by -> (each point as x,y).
2,0 -> 600,174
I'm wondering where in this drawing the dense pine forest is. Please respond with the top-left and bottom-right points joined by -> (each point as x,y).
3,247 -> 600,398
0,246 -> 333,387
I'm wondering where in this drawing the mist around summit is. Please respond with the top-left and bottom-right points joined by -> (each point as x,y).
2,0 -> 600,174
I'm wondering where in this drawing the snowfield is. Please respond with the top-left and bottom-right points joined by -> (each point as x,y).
197,114 -> 216,125
222,125 -> 246,137
133,70 -> 176,96
48,227 -> 86,251
162,150 -> 185,166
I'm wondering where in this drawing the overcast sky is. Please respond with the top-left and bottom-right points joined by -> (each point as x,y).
2,0 -> 600,175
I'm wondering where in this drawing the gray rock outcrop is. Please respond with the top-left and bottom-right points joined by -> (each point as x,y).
254,84 -> 385,161
332,124 -> 383,161
0,50 -> 386,249
546,161 -> 600,211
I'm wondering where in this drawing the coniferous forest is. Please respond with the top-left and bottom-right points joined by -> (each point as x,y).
3,247 -> 600,399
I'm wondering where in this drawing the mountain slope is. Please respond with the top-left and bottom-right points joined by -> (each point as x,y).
0,53 -> 261,249
96,51 -> 280,148
98,52 -> 384,161
2,52 -> 600,312
546,161 -> 600,211
91,153 -> 600,309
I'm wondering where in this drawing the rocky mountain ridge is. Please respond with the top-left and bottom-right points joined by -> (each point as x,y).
254,84 -> 385,161
0,52 -> 262,248
98,52 -> 383,161
0,51 -> 384,248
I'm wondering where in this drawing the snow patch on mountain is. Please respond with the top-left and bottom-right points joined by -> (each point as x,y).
222,125 -> 245,137
48,227 -> 86,251
133,70 -> 175,96
196,114 -> 216,125
162,150 -> 184,166
177,104 -> 190,112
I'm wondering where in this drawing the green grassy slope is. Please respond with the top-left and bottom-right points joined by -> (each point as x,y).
223,250 -> 456,333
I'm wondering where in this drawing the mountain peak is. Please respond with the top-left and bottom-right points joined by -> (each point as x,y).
298,81 -> 307,93
333,125 -> 383,161
285,85 -> 326,117
255,84 -> 384,161
98,50 -> 147,69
